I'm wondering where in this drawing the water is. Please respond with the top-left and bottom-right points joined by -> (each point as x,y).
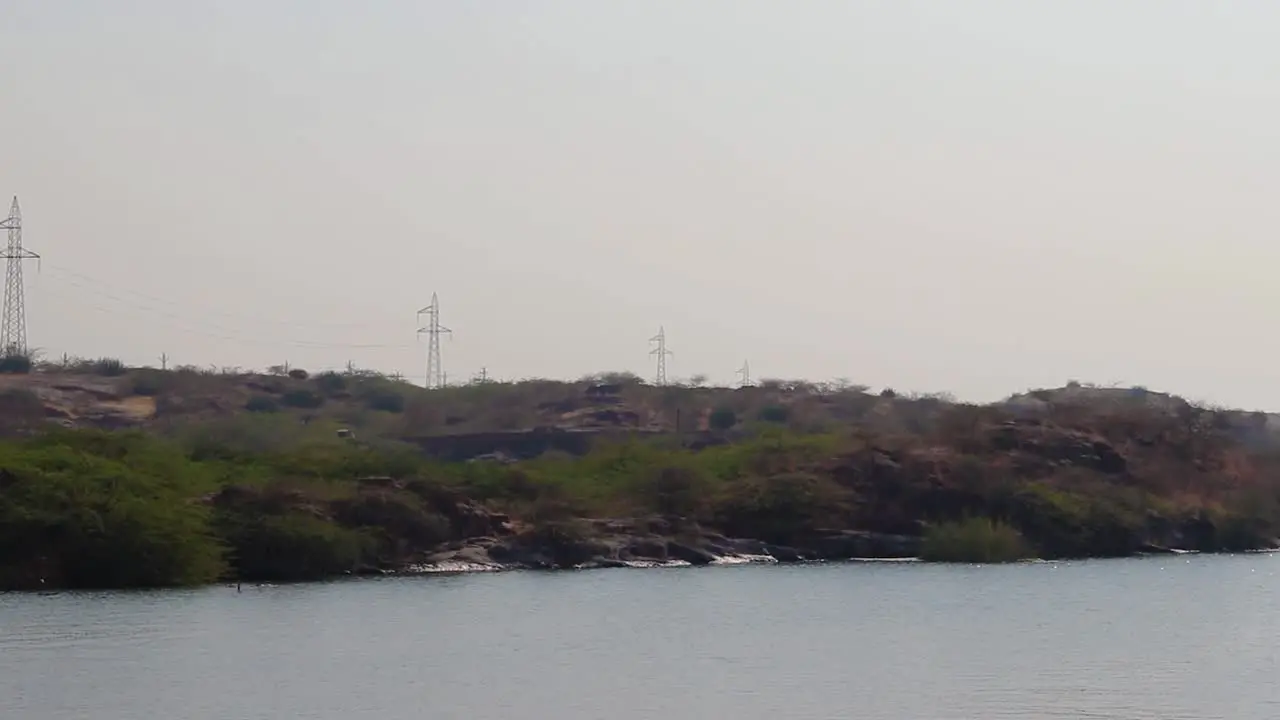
3,555 -> 1278,719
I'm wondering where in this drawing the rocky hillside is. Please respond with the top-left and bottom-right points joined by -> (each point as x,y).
3,366 -> 1279,464
4,363 -> 1280,589
0,366 -> 938,449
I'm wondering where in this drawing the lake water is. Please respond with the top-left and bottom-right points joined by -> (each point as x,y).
2,555 -> 1278,719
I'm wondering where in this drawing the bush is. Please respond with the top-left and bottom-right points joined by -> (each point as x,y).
331,493 -> 450,548
0,436 -> 226,589
281,389 -> 324,409
131,370 -> 168,396
1006,483 -> 1145,558
712,472 -> 852,545
709,407 -> 737,431
920,517 -> 1032,563
634,465 -> 716,517
315,371 -> 346,394
93,358 -> 127,377
287,368 -> 309,380
364,390 -> 406,413
245,395 -> 279,413
215,510 -> 374,582
0,354 -> 32,374
757,405 -> 790,424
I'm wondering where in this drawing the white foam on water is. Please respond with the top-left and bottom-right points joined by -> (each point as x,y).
406,561 -> 502,574
712,554 -> 778,565
619,559 -> 692,569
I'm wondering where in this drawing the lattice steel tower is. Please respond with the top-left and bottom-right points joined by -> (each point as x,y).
416,292 -> 451,389
0,197 -> 38,357
649,326 -> 672,386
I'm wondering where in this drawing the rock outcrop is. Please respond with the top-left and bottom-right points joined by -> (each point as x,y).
414,517 -> 922,573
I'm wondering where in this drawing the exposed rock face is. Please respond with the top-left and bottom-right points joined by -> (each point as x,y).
987,422 -> 1127,475
415,517 -> 923,572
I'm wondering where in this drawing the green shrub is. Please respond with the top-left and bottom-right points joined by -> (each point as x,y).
0,354 -> 32,374
331,492 -> 450,548
1006,483 -> 1145,558
245,395 -> 279,413
757,405 -> 790,424
920,517 -> 1032,563
215,510 -> 374,582
709,407 -> 737,431
281,389 -> 324,409
712,472 -> 851,545
0,436 -> 226,589
627,464 -> 717,517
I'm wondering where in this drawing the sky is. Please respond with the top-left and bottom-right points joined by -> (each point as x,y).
3,1 -> 1280,408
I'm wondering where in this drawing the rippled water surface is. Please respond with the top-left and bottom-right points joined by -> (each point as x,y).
3,555 -> 1279,719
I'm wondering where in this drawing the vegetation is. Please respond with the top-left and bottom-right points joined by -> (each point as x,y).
0,363 -> 1279,589
280,389 -> 324,409
92,357 -> 127,377
920,517 -> 1032,563
245,395 -> 280,413
0,353 -> 32,374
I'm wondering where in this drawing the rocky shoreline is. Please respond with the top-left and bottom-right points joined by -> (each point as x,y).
402,516 -> 925,574
343,489 -> 1280,578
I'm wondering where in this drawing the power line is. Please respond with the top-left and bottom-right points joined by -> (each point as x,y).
41,263 -> 374,331
0,197 -> 39,357
416,292 -> 451,389
737,359 -> 751,387
649,326 -> 672,386
41,271 -> 412,350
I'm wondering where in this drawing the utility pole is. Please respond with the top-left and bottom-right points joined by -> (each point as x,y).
736,360 -> 751,388
416,292 -> 451,389
649,326 -> 672,386
0,197 -> 39,357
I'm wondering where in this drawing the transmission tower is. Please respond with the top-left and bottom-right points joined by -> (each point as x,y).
649,326 -> 672,385
0,197 -> 38,357
416,292 -> 451,389
736,359 -> 751,387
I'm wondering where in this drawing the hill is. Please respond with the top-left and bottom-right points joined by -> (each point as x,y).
2,359 -> 1279,589
0,362 -> 954,454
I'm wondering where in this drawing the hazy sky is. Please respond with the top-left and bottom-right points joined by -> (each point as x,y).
4,1 -> 1280,407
